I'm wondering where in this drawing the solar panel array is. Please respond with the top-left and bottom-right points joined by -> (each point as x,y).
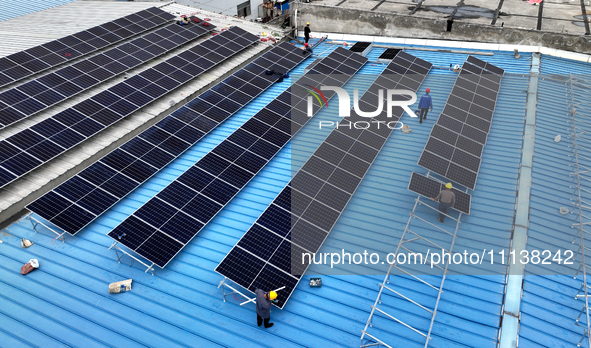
105,47 -> 367,269
216,51 -> 432,309
28,42 -> 307,235
0,26 -> 257,189
0,20 -> 213,129
417,55 -> 504,190
408,172 -> 471,215
0,7 -> 175,88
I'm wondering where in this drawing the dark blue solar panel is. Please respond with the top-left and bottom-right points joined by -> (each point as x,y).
29,31 -> 290,241
127,91 -> 153,107
90,109 -> 121,126
135,198 -> 178,228
86,68 -> 114,81
71,74 -> 100,89
1,152 -> 42,175
104,61 -> 128,75
99,47 -> 360,270
141,84 -> 167,99
4,66 -> 31,80
110,99 -> 137,116
54,109 -> 85,126
80,162 -> 117,186
13,99 -> 45,115
155,76 -> 180,90
26,140 -> 64,162
121,160 -> 155,183
71,118 -> 104,137
54,82 -> 83,97
418,56 -> 503,190
50,129 -> 85,148
216,50 -> 430,309
159,136 -> 190,156
77,188 -> 118,215
101,174 -> 138,198
0,20 -> 209,129
50,205 -> 96,234
92,91 -> 121,107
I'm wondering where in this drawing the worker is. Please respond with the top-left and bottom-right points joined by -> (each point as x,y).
304,43 -> 313,55
304,22 -> 311,44
255,288 -> 276,328
431,183 -> 455,223
418,88 -> 433,124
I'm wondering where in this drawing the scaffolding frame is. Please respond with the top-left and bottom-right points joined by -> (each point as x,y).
360,172 -> 464,348
108,241 -> 155,275
217,277 -> 286,307
27,214 -> 66,242
566,74 -> 591,348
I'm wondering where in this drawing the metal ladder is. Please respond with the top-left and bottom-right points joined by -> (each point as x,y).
360,172 -> 464,348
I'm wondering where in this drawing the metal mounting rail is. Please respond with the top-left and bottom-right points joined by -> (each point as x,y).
566,73 -> 591,348
360,172 -> 464,348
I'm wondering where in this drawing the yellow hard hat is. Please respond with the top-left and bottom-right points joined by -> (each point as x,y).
269,291 -> 277,300
445,183 -> 452,189
306,22 -> 310,25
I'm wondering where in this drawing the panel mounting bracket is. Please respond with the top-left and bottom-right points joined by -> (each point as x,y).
108,241 -> 155,275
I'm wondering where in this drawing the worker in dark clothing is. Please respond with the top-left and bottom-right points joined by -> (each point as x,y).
255,289 -> 277,328
304,43 -> 313,55
418,88 -> 433,124
431,183 -> 455,223
304,22 -> 311,44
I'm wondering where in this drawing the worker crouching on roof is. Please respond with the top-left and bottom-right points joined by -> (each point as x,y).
431,183 -> 455,223
255,288 -> 277,328
304,43 -> 313,55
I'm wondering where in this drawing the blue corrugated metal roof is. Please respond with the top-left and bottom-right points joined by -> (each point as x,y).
0,0 -> 76,22
0,38 -> 586,347
517,56 -> 591,348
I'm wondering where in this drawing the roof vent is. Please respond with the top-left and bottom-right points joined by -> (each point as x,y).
559,207 -> 569,215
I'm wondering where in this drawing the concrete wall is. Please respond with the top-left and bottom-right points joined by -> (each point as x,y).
294,3 -> 591,54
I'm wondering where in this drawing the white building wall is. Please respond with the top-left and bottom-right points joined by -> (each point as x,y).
174,0 -> 265,20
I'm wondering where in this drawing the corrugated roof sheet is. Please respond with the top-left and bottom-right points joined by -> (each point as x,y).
0,0 -> 76,23
0,36 -> 547,347
0,1 -> 160,57
517,56 -> 591,348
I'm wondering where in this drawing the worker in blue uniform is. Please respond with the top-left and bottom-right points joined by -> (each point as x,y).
418,88 -> 433,124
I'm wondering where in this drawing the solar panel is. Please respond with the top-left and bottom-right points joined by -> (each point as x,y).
0,24 -> 261,189
408,172 -> 471,215
0,21 -> 209,129
102,47 -> 366,269
28,42 -> 307,236
378,48 -> 402,60
216,51 -> 432,309
349,42 -> 371,53
0,7 -> 174,88
417,56 -> 504,189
